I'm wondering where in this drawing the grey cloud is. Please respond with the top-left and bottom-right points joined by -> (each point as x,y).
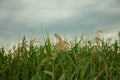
0,0 -> 120,40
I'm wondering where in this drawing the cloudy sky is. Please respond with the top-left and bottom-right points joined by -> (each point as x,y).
0,0 -> 120,42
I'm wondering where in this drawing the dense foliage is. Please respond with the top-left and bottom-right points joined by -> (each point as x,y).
0,33 -> 120,80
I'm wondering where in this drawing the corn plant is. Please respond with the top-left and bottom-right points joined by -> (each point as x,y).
0,32 -> 120,80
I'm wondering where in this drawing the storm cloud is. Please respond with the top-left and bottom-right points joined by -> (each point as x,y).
0,0 -> 120,40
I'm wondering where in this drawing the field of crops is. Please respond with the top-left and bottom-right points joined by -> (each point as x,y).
0,31 -> 120,80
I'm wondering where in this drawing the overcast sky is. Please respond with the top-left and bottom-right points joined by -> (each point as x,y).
0,0 -> 120,42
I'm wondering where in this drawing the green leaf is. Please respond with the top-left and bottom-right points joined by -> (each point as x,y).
31,72 -> 41,80
44,71 -> 53,77
45,35 -> 51,55
59,73 -> 65,80
93,70 -> 104,80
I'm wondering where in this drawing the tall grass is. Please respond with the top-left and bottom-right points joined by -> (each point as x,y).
0,32 -> 120,80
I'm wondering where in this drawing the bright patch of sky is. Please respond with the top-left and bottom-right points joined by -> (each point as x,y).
0,0 -> 120,45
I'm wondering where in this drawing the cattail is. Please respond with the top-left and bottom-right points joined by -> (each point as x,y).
54,33 -> 62,42
97,29 -> 105,34
94,36 -> 101,42
54,33 -> 67,51
94,35 -> 101,48
56,41 -> 67,51
107,37 -> 112,42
